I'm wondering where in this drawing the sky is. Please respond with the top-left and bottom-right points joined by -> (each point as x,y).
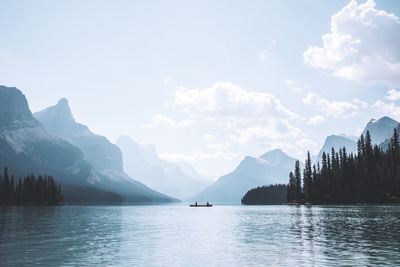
1,0 -> 400,179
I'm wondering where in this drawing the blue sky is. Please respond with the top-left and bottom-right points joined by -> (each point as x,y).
1,0 -> 400,179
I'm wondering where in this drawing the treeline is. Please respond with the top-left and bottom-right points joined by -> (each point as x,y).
0,167 -> 63,205
287,130 -> 400,204
241,184 -> 287,205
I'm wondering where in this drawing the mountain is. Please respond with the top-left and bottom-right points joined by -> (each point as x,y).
0,85 -> 122,203
317,135 -> 357,162
35,98 -> 122,171
362,116 -> 399,145
316,117 -> 399,160
193,149 -> 299,203
175,161 -> 207,183
116,135 -> 208,199
380,123 -> 400,150
34,97 -> 177,203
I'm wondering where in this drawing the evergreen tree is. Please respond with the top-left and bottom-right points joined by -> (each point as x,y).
294,160 -> 302,201
286,129 -> 400,204
303,151 -> 312,200
0,168 -> 63,205
287,171 -> 296,202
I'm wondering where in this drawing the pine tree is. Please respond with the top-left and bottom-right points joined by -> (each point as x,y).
0,168 -> 63,205
303,151 -> 312,201
287,129 -> 400,204
294,160 -> 302,201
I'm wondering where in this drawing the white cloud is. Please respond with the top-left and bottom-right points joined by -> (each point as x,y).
145,114 -> 194,128
260,49 -> 268,61
352,98 -> 369,108
353,127 -> 364,136
159,150 -> 237,162
153,82 -> 318,163
203,134 -> 217,142
284,80 -> 294,87
228,120 -> 305,146
307,115 -> 326,125
284,80 -> 303,93
372,100 -> 400,120
385,89 -> 400,101
172,81 -> 298,119
227,119 -> 318,156
303,92 -> 359,118
205,142 -> 231,152
304,0 -> 400,86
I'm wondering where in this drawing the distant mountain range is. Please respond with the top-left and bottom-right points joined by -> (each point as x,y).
0,85 -> 176,203
316,117 -> 399,161
362,116 -> 398,145
380,123 -> 400,150
34,97 -> 177,203
35,98 -> 123,171
116,135 -> 208,199
195,115 -> 400,203
0,86 -> 117,202
193,149 -> 299,203
317,135 -> 357,162
2,85 -> 400,204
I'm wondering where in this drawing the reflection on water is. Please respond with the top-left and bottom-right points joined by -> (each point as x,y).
0,206 -> 124,266
0,205 -> 399,266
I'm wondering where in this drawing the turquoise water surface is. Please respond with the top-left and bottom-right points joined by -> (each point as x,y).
1,205 -> 399,266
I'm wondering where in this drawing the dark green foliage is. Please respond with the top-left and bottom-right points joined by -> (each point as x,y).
287,172 -> 296,202
303,152 -> 312,200
287,160 -> 305,202
288,129 -> 400,204
241,184 -> 287,205
294,160 -> 302,199
0,167 -> 63,205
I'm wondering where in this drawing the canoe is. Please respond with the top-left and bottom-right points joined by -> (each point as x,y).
189,204 -> 213,207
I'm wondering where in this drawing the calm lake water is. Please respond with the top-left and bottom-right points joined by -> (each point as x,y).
1,205 -> 399,266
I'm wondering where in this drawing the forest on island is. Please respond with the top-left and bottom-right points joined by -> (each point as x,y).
241,184 -> 287,205
287,130 -> 400,204
0,167 -> 63,205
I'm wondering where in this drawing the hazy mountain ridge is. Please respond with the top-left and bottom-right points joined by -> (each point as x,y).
362,116 -> 399,145
380,123 -> 400,150
0,86 -> 124,202
34,98 -> 177,203
34,98 -> 123,171
197,116 -> 400,203
317,135 -> 357,162
193,149 -> 299,203
117,135 -> 208,199
3,84 -> 399,204
315,117 -> 399,163
0,86 -> 85,177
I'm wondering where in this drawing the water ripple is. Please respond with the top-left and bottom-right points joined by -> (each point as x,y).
0,205 -> 399,266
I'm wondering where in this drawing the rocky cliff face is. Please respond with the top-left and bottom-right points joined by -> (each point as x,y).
0,86 -> 37,128
0,86 -> 117,202
0,85 -> 176,203
362,116 -> 399,145
34,98 -> 123,171
35,98 -> 177,203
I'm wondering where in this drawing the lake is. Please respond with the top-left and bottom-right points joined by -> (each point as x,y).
1,205 -> 399,266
